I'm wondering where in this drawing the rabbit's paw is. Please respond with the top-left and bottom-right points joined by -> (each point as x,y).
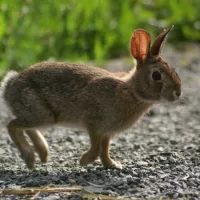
34,145 -> 49,163
21,147 -> 35,169
37,148 -> 49,163
80,150 -> 99,166
102,159 -> 122,169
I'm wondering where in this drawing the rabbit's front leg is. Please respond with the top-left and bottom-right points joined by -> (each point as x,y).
80,132 -> 103,166
100,136 -> 122,169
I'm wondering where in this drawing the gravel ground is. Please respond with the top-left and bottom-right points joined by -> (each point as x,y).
0,44 -> 200,199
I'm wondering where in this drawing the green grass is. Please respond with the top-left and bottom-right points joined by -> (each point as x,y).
0,0 -> 199,75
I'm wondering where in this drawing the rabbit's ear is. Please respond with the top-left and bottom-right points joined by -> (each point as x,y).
130,30 -> 151,62
151,25 -> 174,56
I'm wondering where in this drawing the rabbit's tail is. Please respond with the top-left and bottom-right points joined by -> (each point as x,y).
0,71 -> 19,98
0,71 -> 19,117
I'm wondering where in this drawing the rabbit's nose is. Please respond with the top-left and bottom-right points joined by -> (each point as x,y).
173,90 -> 181,100
176,90 -> 181,97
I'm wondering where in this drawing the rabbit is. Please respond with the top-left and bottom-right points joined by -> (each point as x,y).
1,25 -> 181,170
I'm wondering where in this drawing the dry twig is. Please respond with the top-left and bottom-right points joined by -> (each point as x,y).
0,186 -> 82,195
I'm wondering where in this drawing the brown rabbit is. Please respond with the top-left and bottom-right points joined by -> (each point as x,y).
1,26 -> 181,170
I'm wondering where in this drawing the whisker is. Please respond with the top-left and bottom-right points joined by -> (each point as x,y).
182,86 -> 200,92
179,96 -> 190,105
181,99 -> 189,105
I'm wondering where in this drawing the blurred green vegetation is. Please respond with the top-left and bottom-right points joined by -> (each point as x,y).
0,0 -> 199,75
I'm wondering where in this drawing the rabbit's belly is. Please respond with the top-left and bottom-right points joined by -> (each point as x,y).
102,103 -> 153,135
56,120 -> 86,130
50,99 -> 152,135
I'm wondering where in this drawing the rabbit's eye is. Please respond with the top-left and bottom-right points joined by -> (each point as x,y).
152,71 -> 161,81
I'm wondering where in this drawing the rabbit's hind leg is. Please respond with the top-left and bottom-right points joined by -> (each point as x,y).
100,136 -> 122,169
80,132 -> 103,166
7,89 -> 56,169
25,129 -> 49,163
7,119 -> 35,169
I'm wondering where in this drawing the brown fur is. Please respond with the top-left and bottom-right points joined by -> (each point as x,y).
1,26 -> 181,169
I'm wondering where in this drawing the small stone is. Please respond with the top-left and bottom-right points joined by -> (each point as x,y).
128,188 -> 140,194
126,175 -> 132,179
102,190 -> 118,196
127,177 -> 140,185
169,157 -> 177,164
137,161 -> 148,166
160,152 -> 172,156
43,195 -> 60,200
113,179 -> 124,187
149,176 -> 156,182
159,156 -> 167,161
149,154 -> 157,158
184,144 -> 197,150
170,180 -> 182,187
7,185 -> 21,189
148,110 -> 156,117
69,178 -> 76,184
133,144 -> 141,150
119,136 -> 127,142
158,173 -> 169,179
66,136 -> 73,143
158,147 -> 164,152
148,125 -> 154,132
0,148 -> 6,155
170,140 -> 178,145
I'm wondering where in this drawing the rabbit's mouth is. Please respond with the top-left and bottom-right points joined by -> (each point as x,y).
160,82 -> 182,102
160,91 -> 181,102
133,91 -> 160,104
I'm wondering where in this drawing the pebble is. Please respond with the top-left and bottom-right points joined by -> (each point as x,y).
158,147 -> 164,152
43,195 -> 60,200
127,188 -> 140,194
159,156 -> 167,161
136,161 -> 148,166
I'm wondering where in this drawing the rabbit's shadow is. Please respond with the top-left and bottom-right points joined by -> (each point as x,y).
0,167 -> 137,188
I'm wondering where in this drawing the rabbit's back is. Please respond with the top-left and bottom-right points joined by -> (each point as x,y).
3,62 -> 118,127
3,62 -> 151,133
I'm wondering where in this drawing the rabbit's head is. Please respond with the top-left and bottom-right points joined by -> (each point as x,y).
130,25 -> 181,103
